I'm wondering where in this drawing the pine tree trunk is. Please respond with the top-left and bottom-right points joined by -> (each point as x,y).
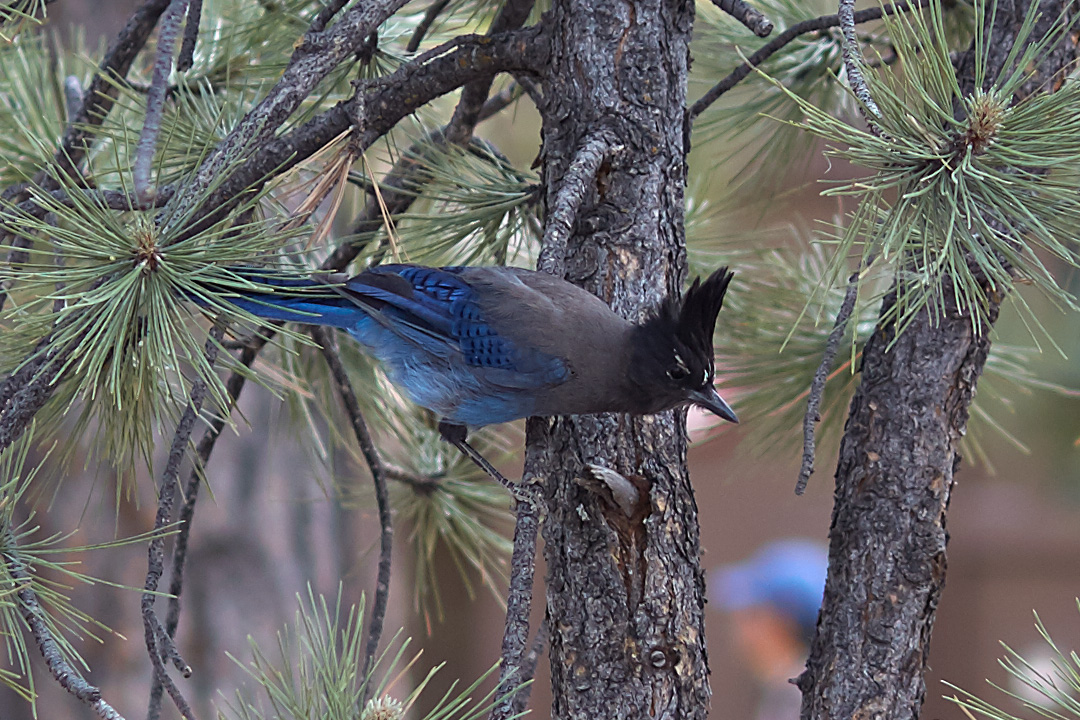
797,3 -> 1078,718
524,1 -> 709,718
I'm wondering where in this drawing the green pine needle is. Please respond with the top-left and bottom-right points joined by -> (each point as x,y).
0,1 -> 48,41
0,428 -> 176,708
0,34 -> 89,184
690,0 -> 850,192
0,172 -> 310,470
944,602 -> 1080,720
762,0 -> 1080,340
347,137 -> 541,268
705,237 -> 1077,467
220,585 -> 511,720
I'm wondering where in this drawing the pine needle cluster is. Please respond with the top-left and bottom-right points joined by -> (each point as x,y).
775,0 -> 1080,338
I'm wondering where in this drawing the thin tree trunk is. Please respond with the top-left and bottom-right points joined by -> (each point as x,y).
798,3 -> 1078,717
525,0 -> 709,718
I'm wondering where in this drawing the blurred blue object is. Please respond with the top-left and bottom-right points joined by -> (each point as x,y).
710,539 -> 828,640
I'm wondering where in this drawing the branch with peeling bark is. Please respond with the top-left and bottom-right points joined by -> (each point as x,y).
795,258 -> 871,496
4,528 -> 126,720
143,324 -> 223,720
688,1 -> 925,123
837,0 -> 884,134
537,127 -> 618,276
488,475 -> 542,720
311,328 -> 393,702
711,0 -> 773,37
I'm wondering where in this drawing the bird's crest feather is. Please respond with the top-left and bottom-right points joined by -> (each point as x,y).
645,267 -> 734,359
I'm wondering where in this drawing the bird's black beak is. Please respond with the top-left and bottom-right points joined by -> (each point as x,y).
688,386 -> 739,424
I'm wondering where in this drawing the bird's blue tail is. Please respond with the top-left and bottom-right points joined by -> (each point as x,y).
191,270 -> 361,331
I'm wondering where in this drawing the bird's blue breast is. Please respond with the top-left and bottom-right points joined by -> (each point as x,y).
341,317 -> 540,426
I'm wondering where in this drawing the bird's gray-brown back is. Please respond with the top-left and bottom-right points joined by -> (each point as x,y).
457,266 -> 640,417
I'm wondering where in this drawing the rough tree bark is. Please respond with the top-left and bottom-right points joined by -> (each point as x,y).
797,3 -> 1078,718
524,1 -> 709,718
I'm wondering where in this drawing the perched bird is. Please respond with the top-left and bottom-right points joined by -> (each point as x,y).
213,264 -> 737,486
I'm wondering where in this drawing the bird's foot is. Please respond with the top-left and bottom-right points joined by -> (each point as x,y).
438,421 -> 542,510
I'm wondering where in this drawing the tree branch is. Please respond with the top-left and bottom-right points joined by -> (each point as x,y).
311,327 -> 393,700
837,0 -> 884,135
443,0 -> 535,146
170,0 -> 411,216
406,0 -> 452,52
688,2 -> 924,123
134,0 -> 189,204
0,334 -> 77,456
488,482 -> 542,720
52,0 -> 174,185
184,25 -> 547,240
142,324 -> 223,720
309,0 -> 351,34
711,0 -> 773,37
508,617 -> 548,717
176,0 -> 201,71
795,261 -> 867,495
150,342 -> 262,717
536,127 -> 617,276
3,529 -> 126,720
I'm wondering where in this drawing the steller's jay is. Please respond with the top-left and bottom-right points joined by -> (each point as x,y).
211,264 -> 737,489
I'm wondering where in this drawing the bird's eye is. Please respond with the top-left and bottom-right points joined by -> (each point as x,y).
666,366 -> 690,381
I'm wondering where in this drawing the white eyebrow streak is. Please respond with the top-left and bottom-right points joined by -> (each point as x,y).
674,351 -> 689,372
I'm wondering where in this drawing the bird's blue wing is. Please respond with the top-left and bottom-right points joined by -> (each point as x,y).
341,265 -> 569,388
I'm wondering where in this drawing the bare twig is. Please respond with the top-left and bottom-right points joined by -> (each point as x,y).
479,82 -> 525,120
537,127 -> 617,276
488,482 -> 542,720
177,0 -> 201,71
309,0 -> 351,33
0,339 -> 74,455
837,0 -> 884,134
711,0 -> 774,37
508,617 -> 548,717
161,344 -> 261,640
148,344 -> 267,720
143,324 -> 223,720
384,465 -> 441,492
135,0 -> 188,204
795,261 -> 869,496
443,0 -> 536,146
406,0 -> 452,52
688,1 -> 924,122
3,529 -> 126,720
53,0 -> 173,185
311,328 -> 393,700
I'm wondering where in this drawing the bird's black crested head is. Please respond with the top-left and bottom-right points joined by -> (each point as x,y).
673,267 -> 734,367
628,267 -> 737,422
